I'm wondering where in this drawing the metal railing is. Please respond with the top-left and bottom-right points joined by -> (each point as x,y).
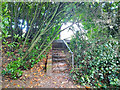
62,39 -> 74,68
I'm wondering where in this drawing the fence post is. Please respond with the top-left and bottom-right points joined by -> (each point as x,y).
46,50 -> 52,76
72,53 -> 74,68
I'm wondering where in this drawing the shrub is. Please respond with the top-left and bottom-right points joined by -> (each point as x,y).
70,34 -> 120,88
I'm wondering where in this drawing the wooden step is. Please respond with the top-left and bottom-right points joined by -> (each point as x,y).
53,58 -> 67,61
53,62 -> 67,68
52,53 -> 65,56
52,48 -> 65,50
52,66 -> 68,71
52,50 -> 65,53
52,55 -> 66,58
52,51 -> 66,56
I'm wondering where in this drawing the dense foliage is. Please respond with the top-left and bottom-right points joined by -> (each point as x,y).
70,33 -> 119,88
70,2 -> 120,88
1,2 -> 120,88
1,2 -> 75,79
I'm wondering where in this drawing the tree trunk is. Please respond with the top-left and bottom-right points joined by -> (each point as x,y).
22,3 -> 60,60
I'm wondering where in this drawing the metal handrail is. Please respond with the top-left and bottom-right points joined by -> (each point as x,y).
62,39 -> 74,68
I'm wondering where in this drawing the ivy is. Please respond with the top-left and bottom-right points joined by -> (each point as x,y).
70,33 -> 120,88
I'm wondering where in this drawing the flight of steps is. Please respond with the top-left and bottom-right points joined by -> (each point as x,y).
52,48 -> 69,73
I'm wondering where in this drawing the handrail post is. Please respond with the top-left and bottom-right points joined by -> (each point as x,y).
72,52 -> 74,68
62,39 -> 74,69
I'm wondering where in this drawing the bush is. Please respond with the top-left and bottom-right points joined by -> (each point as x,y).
70,33 -> 120,88
2,51 -> 47,79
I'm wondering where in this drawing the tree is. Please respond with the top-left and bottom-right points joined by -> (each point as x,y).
2,2 -> 76,79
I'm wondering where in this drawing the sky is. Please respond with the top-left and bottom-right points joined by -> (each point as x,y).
14,20 -> 86,40
60,22 -> 85,40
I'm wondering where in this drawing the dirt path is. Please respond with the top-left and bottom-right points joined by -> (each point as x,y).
2,61 -> 85,88
2,44 -> 85,88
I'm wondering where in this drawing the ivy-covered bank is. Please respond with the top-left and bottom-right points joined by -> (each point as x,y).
70,2 -> 120,88
70,34 -> 119,88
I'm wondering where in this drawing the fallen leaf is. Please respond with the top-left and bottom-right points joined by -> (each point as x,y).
38,84 -> 43,87
5,80 -> 8,82
34,75 -> 38,78
48,76 -> 51,79
41,74 -> 44,77
61,81 -> 68,84
40,65 -> 45,67
39,73 -> 44,77
20,45 -> 22,47
39,72 -> 41,75
18,85 -> 20,87
33,73 -> 36,75
33,78 -> 39,82
13,83 -> 17,85
30,81 -> 33,84
116,71 -> 119,73
76,85 -> 81,88
53,82 -> 56,84
35,79 -> 38,82
5,84 -> 9,88
57,76 -> 60,79
37,69 -> 41,72
65,79 -> 68,80
61,85 -> 64,88
30,86 -> 33,88
26,74 -> 30,78
23,50 -> 26,52
8,58 -> 11,61
85,85 -> 91,88
98,83 -> 102,87
31,68 -> 33,70
63,64 -> 67,66
25,74 -> 28,77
